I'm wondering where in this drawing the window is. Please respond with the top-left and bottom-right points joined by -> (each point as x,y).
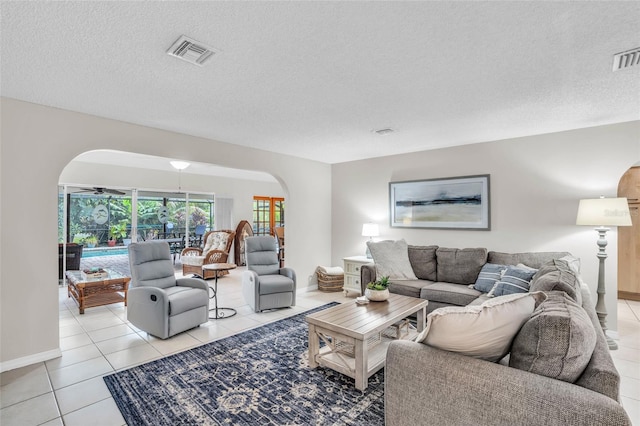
253,196 -> 284,235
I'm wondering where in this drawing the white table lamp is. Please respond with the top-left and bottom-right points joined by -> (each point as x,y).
362,223 -> 379,258
576,197 -> 632,350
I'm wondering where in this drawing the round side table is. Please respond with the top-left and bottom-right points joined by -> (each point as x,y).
202,263 -> 237,319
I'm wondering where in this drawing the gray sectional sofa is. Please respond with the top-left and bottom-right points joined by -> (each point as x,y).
361,245 -> 631,425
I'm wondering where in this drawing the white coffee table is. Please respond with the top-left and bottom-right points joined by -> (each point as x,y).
306,293 -> 428,390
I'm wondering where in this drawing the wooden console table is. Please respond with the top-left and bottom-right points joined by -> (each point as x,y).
65,270 -> 130,314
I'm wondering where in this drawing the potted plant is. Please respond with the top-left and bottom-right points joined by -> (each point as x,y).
72,232 -> 91,245
365,276 -> 391,301
109,221 -> 128,246
85,235 -> 98,248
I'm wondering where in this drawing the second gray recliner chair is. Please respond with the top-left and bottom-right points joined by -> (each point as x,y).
242,235 -> 296,312
128,241 -> 209,339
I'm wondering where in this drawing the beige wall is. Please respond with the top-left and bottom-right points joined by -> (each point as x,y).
0,98 -> 331,370
332,121 -> 640,334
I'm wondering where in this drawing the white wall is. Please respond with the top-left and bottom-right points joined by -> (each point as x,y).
332,121 -> 640,334
0,98 -> 331,370
60,160 -> 285,230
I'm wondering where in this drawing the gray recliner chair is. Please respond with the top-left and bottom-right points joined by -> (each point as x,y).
128,241 -> 209,339
242,236 -> 296,312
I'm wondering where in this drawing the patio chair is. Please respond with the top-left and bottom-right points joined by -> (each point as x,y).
181,229 -> 236,279
242,235 -> 296,312
127,241 -> 209,339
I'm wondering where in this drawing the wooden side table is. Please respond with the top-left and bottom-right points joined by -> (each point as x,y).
202,263 -> 237,319
65,270 -> 130,314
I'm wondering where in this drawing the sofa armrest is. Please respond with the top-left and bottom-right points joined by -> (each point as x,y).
385,340 -> 631,426
361,264 -> 376,295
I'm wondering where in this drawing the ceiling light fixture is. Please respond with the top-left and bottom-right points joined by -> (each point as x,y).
170,161 -> 190,170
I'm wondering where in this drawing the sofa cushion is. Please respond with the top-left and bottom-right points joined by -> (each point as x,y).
368,239 -> 418,280
436,247 -> 487,285
487,251 -> 571,268
490,265 -> 538,297
530,259 -> 582,304
389,279 -> 430,299
408,245 -> 438,281
510,291 -> 597,383
473,263 -> 507,293
420,282 -> 483,306
417,292 -> 547,362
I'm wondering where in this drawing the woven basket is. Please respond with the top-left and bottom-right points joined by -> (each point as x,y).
316,267 -> 344,292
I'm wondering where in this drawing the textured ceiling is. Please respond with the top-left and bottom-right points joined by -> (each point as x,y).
1,1 -> 639,164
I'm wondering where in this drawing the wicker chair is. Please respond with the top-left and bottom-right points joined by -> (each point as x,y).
181,229 -> 236,279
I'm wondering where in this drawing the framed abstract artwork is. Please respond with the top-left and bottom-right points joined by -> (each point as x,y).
389,175 -> 490,230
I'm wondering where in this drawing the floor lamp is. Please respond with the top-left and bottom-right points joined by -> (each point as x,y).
576,197 -> 632,350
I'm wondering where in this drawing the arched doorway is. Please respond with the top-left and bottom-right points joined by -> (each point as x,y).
618,165 -> 640,301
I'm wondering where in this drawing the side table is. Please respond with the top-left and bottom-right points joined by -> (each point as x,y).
202,263 -> 237,319
343,256 -> 373,296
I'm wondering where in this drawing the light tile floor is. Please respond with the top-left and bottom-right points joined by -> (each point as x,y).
1,269 -> 639,425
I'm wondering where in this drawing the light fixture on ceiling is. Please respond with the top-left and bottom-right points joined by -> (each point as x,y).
170,161 -> 190,170
170,161 -> 190,191
166,35 -> 219,66
612,47 -> 640,71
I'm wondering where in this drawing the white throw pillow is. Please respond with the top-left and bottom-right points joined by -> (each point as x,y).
416,292 -> 547,362
367,239 -> 418,280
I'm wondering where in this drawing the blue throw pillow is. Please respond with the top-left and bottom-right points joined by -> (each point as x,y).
491,265 -> 538,297
473,263 -> 507,293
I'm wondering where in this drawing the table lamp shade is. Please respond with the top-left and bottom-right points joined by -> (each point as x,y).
576,197 -> 632,227
362,223 -> 380,238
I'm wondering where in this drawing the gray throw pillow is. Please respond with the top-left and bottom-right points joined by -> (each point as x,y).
408,245 -> 438,281
473,263 -> 506,293
436,247 -> 488,285
509,291 -> 596,383
367,239 -> 418,280
530,259 -> 582,305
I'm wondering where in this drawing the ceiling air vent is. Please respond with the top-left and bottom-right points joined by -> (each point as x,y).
167,35 -> 219,66
612,47 -> 640,72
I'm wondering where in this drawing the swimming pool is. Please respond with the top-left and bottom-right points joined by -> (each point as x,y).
82,248 -> 129,258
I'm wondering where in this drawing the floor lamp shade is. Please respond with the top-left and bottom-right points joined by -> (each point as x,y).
576,197 -> 631,350
576,197 -> 632,227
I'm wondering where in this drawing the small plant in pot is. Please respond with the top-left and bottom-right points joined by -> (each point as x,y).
365,276 -> 391,301
109,221 -> 128,246
85,235 -> 98,248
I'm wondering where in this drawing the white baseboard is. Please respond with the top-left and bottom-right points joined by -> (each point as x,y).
305,284 -> 318,292
607,330 -> 619,340
0,348 -> 62,373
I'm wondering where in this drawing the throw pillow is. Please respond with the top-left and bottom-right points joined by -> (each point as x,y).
408,245 -> 438,281
510,291 -> 596,383
489,265 -> 538,297
530,259 -> 582,305
367,239 -> 418,280
472,263 -> 507,293
416,292 -> 547,362
436,247 -> 488,285
559,254 -> 581,275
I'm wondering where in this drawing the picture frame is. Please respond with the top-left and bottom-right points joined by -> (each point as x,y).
389,174 -> 490,230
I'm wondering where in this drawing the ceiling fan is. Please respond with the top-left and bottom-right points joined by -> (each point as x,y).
74,187 -> 126,196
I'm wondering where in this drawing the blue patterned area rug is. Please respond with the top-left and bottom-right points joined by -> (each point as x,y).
103,303 -> 384,425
